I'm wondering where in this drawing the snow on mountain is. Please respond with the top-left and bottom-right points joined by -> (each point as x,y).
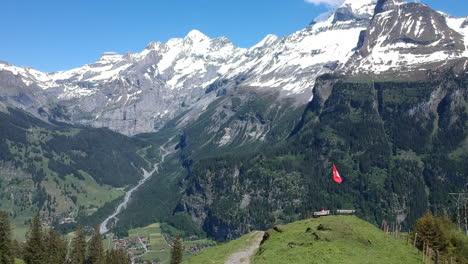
0,61 -> 53,88
0,0 -> 379,135
346,0 -> 468,76
0,29 -> 249,134
341,0 -> 377,18
1,0 -> 467,135
213,0 -> 377,99
446,16 -> 468,58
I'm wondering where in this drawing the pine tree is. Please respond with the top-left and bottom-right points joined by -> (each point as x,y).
70,225 -> 87,264
10,239 -> 23,260
104,249 -> 131,264
170,236 -> 183,264
45,229 -> 67,264
23,215 -> 46,264
0,211 -> 15,264
87,225 -> 104,264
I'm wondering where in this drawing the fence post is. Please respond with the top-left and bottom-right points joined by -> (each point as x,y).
407,229 -> 411,245
413,232 -> 418,248
423,241 -> 426,263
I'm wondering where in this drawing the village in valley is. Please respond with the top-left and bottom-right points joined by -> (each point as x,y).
103,223 -> 215,264
33,212 -> 214,263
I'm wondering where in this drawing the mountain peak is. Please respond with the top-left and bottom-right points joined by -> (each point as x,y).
98,52 -> 123,63
0,60 -> 11,67
341,0 -> 376,9
375,0 -> 404,14
185,29 -> 210,42
145,41 -> 165,50
336,0 -> 377,20
251,34 -> 278,50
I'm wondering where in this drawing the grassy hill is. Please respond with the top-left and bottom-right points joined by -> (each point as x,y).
185,215 -> 422,264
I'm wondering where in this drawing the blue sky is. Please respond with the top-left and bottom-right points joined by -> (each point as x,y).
1,0 -> 467,72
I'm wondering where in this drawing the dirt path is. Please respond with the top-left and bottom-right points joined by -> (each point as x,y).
225,231 -> 264,264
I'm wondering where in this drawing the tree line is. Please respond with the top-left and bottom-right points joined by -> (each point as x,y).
0,212 -> 130,264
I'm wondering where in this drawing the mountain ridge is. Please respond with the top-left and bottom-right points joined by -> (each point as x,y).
2,0 -> 466,136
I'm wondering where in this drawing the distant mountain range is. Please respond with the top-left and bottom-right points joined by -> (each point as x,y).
1,0 -> 466,136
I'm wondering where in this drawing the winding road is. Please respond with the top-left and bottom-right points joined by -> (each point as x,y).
100,142 -> 172,234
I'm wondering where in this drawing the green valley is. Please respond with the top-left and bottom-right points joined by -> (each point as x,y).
0,107 -> 157,239
102,222 -> 216,263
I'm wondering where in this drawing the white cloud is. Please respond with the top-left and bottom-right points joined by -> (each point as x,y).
305,0 -> 345,7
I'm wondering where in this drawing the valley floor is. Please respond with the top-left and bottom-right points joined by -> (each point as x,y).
107,223 -> 215,264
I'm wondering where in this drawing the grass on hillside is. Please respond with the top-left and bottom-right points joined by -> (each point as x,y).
8,172 -> 125,241
185,216 -> 423,264
253,215 -> 422,264
12,226 -> 30,242
183,232 -> 261,264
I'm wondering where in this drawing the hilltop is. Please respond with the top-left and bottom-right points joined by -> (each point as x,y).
185,215 -> 422,264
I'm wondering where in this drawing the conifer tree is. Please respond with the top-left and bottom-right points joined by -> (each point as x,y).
45,229 -> 67,264
104,249 -> 131,264
0,211 -> 15,264
70,225 -> 86,264
10,239 -> 23,260
87,225 -> 104,264
23,215 -> 46,264
170,236 -> 183,264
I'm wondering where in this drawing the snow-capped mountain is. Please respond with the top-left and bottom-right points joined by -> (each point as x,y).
1,30 -> 247,134
214,0 -> 377,100
0,0 -> 467,135
346,0 -> 468,76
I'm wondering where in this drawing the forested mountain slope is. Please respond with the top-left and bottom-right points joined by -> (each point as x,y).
178,72 -> 468,240
0,105 -> 155,236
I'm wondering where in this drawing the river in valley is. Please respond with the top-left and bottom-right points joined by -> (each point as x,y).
99,144 -> 171,234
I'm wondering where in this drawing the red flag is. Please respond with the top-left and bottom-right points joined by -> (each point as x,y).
332,164 -> 342,184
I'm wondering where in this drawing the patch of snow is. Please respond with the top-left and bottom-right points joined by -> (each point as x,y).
250,35 -> 279,50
